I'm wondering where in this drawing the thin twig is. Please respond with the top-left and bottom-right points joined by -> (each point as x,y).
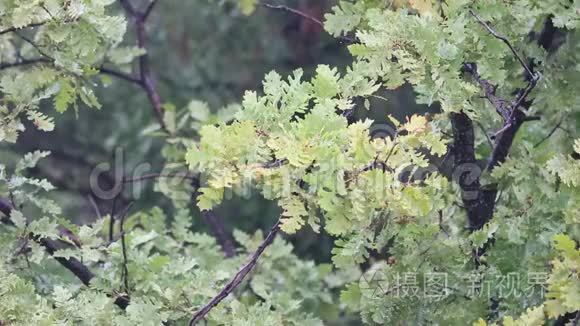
0,56 -> 143,87
117,0 -> 167,131
534,118 -> 563,147
135,18 -> 166,130
3,37 -> 139,88
368,94 -> 389,103
118,0 -> 137,17
438,210 -> 450,237
261,3 -> 358,44
118,202 -> 135,293
15,32 -> 54,60
188,219 -> 282,325
262,3 -> 323,26
0,53 -> 142,87
0,197 -> 130,309
123,172 -> 197,183
449,9 -> 547,265
512,74 -> 540,110
93,231 -> 127,249
109,195 -> 118,242
469,9 -> 534,79
99,66 -> 143,86
143,0 -> 159,20
117,0 -> 233,260
0,21 -> 46,35
0,58 -> 51,70
476,121 -> 494,149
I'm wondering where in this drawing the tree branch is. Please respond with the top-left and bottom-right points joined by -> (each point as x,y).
122,172 -> 198,183
450,112 -> 486,230
135,18 -> 166,130
188,218 -> 281,325
467,12 -> 541,172
118,0 -> 138,17
0,56 -> 143,90
118,0 -> 167,131
0,197 -> 130,309
0,198 -> 13,224
37,236 -> 95,286
122,172 -> 236,258
0,21 -> 46,36
118,202 -> 135,293
469,9 -> 534,79
99,66 -> 143,86
534,117 -> 563,147
117,0 -> 235,258
0,58 -> 51,70
143,0 -> 159,20
2,23 -> 142,89
462,63 -> 511,119
261,2 -> 357,44
450,10 -> 543,261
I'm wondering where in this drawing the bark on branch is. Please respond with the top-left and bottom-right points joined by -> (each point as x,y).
118,0 -> 167,131
450,112 -> 495,232
0,197 -> 130,309
0,21 -> 46,36
188,219 -> 281,325
0,56 -> 142,88
451,11 -> 543,234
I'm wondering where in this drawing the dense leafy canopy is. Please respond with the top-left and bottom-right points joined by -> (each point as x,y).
0,0 -> 579,325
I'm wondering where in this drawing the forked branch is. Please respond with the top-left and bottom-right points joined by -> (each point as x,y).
451,11 -> 546,261
0,197 -> 130,309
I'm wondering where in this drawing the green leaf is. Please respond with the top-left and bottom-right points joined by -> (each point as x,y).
188,100 -> 211,122
312,65 -> 340,99
54,79 -> 76,113
197,187 -> 224,211
470,222 -> 499,249
340,282 -> 362,310
10,210 -> 27,229
15,150 -> 50,173
553,234 -> 577,258
238,0 -> 258,15
280,196 -> 308,234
